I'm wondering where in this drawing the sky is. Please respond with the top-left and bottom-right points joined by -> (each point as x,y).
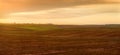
0,0 -> 120,25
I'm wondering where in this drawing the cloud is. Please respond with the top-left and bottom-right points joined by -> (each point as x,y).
1,4 -> 119,25
0,0 -> 115,13
0,0 -> 119,19
8,4 -> 120,19
105,0 -> 120,3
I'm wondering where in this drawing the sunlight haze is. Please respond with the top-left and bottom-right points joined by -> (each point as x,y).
0,0 -> 120,25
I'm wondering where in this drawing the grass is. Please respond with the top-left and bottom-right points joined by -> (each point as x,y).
19,25 -> 59,31
0,24 -> 120,55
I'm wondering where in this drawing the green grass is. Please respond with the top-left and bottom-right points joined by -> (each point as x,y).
0,24 -> 60,31
17,25 -> 60,31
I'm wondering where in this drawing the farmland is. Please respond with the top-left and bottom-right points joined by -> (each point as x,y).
0,24 -> 120,55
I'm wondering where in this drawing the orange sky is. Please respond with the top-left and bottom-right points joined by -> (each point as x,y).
0,4 -> 119,25
0,0 -> 28,13
105,0 -> 120,2
0,0 -> 119,13
0,0 -> 120,25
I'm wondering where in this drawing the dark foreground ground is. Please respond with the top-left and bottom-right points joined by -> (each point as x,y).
0,24 -> 120,55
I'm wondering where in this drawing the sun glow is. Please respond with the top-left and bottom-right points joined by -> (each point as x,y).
1,4 -> 120,25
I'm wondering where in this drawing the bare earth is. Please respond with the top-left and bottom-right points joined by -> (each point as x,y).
0,24 -> 120,55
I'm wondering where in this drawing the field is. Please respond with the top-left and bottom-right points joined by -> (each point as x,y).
0,24 -> 120,55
